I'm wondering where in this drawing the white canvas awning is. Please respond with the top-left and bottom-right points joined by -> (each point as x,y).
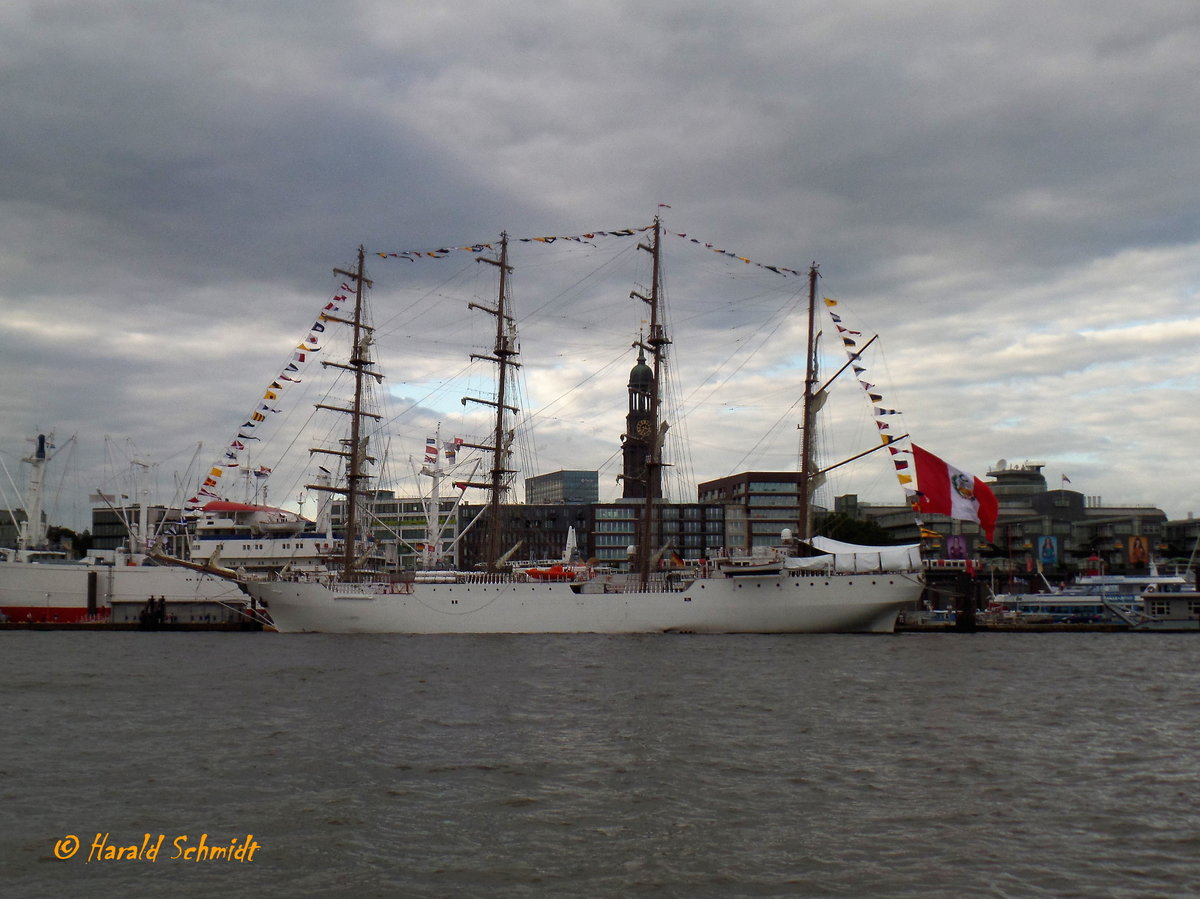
789,537 -> 922,572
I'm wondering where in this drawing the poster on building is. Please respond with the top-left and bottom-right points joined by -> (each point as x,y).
1128,535 -> 1149,566
946,535 -> 968,559
1038,535 -> 1057,565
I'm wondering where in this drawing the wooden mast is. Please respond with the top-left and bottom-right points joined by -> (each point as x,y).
631,217 -> 670,587
796,267 -> 903,544
341,248 -> 369,578
797,263 -> 820,542
307,246 -> 379,580
460,234 -> 520,571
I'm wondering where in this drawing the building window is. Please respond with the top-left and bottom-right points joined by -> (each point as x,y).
596,520 -> 632,533
596,507 -> 635,520
750,494 -> 800,507
750,522 -> 790,535
750,509 -> 799,520
749,481 -> 797,493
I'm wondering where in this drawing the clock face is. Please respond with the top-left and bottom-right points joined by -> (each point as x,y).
635,419 -> 652,437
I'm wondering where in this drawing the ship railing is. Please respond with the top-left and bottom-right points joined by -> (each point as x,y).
455,572 -> 537,585
605,573 -> 693,594
316,580 -> 416,596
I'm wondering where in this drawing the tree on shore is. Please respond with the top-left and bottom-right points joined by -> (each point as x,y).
813,512 -> 895,545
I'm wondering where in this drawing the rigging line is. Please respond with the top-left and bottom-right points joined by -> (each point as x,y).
594,445 -> 624,495
0,453 -> 21,514
369,238 -> 624,355
46,437 -> 76,526
662,284 -> 801,417
676,291 -> 798,419
853,338 -> 908,432
659,344 -> 694,503
356,348 -> 502,471
252,401 -> 325,503
653,251 -> 689,503
524,349 -> 631,423
303,360 -> 379,441
260,345 -> 341,448
515,242 -> 642,327
204,304 -> 343,492
370,256 -> 480,335
664,272 -> 800,326
512,362 -> 538,495
725,392 -> 806,476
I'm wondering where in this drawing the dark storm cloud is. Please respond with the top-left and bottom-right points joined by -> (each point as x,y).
4,1 -> 1200,526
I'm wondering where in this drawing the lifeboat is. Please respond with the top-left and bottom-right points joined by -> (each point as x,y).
525,564 -> 576,581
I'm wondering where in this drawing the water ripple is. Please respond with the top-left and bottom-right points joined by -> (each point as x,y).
1,631 -> 1198,897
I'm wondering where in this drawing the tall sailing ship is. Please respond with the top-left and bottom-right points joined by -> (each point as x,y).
244,221 -> 924,633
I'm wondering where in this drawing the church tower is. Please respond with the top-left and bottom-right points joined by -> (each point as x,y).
622,345 -> 658,499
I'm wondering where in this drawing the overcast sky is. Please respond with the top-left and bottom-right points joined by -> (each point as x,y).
4,1 -> 1200,532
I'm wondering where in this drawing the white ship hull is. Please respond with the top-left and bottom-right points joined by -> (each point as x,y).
0,560 -> 247,623
248,571 -> 922,634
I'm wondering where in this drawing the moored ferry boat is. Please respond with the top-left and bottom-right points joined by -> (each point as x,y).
991,568 -> 1190,624
1135,585 -> 1200,631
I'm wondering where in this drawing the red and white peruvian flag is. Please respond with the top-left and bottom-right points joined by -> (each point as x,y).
912,444 -> 998,541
